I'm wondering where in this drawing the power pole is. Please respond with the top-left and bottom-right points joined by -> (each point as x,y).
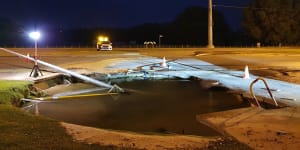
207,0 -> 214,48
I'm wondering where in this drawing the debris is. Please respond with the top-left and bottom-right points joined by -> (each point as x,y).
280,98 -> 296,101
261,88 -> 280,92
276,131 -> 288,136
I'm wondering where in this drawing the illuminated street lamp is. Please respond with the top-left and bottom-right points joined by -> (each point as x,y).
29,31 -> 43,77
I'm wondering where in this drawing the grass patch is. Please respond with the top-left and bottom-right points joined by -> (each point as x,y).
0,80 -> 32,104
0,105 -> 128,150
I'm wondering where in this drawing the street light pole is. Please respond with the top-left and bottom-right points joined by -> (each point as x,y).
29,31 -> 43,77
34,38 -> 38,66
207,0 -> 214,49
159,34 -> 163,48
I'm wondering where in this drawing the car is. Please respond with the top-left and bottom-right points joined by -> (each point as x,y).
96,36 -> 112,51
97,41 -> 112,51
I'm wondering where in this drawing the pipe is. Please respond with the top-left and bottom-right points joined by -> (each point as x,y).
38,92 -> 119,100
0,48 -> 115,88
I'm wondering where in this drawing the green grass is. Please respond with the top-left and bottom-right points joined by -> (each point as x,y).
0,80 -> 31,89
0,80 -> 32,104
0,105 -> 129,150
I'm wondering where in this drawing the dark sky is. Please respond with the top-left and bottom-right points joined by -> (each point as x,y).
0,0 -> 251,30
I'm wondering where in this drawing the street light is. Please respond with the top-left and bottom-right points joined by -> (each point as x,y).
159,34 -> 163,48
29,31 -> 43,77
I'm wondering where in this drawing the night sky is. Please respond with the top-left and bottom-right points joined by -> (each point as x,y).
0,0 -> 251,30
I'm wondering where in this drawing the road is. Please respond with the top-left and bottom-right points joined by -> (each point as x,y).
1,47 -> 300,84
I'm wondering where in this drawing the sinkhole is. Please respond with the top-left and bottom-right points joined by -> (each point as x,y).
27,79 -> 250,136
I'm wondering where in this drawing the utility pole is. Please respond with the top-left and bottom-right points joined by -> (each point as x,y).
207,0 -> 214,48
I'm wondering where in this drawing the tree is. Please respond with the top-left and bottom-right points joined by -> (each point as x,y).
0,17 -> 21,46
167,6 -> 231,45
243,0 -> 300,45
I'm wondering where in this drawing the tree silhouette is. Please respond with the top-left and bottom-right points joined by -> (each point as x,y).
167,6 -> 231,45
243,0 -> 300,45
0,17 -> 20,46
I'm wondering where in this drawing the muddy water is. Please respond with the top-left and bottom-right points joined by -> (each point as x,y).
32,80 -> 249,136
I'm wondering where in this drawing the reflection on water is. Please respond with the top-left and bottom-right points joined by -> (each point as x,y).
30,80 -> 249,136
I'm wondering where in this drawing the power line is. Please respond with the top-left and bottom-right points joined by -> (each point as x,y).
213,4 -> 248,9
213,4 -> 300,11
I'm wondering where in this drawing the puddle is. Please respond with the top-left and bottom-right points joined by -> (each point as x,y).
28,79 -> 250,136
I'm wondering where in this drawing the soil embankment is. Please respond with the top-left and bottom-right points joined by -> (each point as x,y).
62,122 -> 213,150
